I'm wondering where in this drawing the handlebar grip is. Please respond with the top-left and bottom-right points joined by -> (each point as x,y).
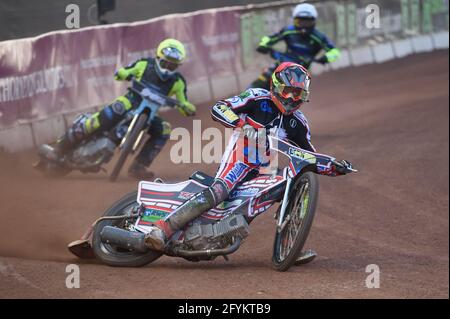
332,160 -> 357,173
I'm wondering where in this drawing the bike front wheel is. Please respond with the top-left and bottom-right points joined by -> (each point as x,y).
272,171 -> 319,271
109,113 -> 148,182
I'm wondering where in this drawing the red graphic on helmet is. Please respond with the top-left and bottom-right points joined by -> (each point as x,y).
270,62 -> 311,115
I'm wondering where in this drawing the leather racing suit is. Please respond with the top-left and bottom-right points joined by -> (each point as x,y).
53,57 -> 195,175
156,88 -> 333,240
252,25 -> 340,89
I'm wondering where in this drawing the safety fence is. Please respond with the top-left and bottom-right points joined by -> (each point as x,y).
0,0 -> 448,152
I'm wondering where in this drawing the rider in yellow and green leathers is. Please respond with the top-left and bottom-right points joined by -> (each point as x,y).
43,38 -> 196,179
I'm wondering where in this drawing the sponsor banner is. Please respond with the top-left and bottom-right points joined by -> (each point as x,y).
0,1 -> 448,130
0,9 -> 241,129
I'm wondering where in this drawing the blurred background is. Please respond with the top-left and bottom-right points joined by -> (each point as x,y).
0,0 -> 279,41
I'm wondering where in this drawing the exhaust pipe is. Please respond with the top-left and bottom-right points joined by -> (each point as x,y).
100,226 -> 149,253
172,237 -> 242,258
100,226 -> 242,257
37,144 -> 60,162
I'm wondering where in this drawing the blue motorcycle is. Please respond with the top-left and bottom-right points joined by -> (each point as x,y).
34,79 -> 180,182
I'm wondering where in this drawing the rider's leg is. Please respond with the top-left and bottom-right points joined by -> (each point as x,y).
144,141 -> 261,251
128,117 -> 171,180
46,96 -> 133,157
145,172 -> 253,251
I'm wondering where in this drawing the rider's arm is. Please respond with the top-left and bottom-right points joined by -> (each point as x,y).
211,102 -> 244,128
288,113 -> 354,177
257,27 -> 287,52
312,31 -> 341,63
168,75 -> 196,116
289,124 -> 349,177
114,59 -> 148,81
289,112 -> 316,153
211,89 -> 266,128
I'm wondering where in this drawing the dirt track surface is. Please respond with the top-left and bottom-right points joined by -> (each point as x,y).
0,50 -> 448,298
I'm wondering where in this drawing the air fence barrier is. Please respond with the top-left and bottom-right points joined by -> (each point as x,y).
0,0 -> 448,152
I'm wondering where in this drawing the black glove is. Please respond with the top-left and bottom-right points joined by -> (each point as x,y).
256,46 -> 271,54
316,56 -> 329,65
334,160 -> 354,175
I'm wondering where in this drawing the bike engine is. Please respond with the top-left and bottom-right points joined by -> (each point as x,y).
71,137 -> 116,171
184,214 -> 249,251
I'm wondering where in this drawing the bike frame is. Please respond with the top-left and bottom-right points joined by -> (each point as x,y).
118,98 -> 159,150
134,134 -> 338,239
267,135 -> 337,232
271,50 -> 314,65
118,80 -> 179,150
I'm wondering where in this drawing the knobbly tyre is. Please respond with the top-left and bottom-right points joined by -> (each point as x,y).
33,79 -> 181,182
68,131 -> 356,271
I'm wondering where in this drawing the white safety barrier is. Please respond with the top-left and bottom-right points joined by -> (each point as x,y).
411,34 -> 435,53
392,38 -> 414,58
372,42 -> 396,64
349,46 -> 375,66
432,31 -> 450,49
30,116 -> 66,146
330,49 -> 351,70
0,124 -> 35,152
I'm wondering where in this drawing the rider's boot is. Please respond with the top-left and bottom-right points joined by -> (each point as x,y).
143,180 -> 229,251
39,111 -> 96,162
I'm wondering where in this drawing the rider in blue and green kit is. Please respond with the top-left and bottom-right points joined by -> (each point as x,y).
250,3 -> 341,90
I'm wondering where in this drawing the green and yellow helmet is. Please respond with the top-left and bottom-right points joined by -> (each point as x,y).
155,38 -> 186,80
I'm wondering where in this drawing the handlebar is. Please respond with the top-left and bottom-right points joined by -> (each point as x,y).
128,79 -> 181,108
266,48 -> 321,65
332,159 -> 358,174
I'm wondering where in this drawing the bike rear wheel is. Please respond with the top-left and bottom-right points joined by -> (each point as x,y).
92,191 -> 162,267
272,172 -> 319,271
109,113 -> 148,182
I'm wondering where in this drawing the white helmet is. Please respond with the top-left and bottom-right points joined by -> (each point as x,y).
292,3 -> 318,19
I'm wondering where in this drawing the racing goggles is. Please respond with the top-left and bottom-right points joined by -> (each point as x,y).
162,47 -> 183,62
277,85 -> 309,102
294,17 -> 316,29
275,69 -> 310,101
158,58 -> 179,71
